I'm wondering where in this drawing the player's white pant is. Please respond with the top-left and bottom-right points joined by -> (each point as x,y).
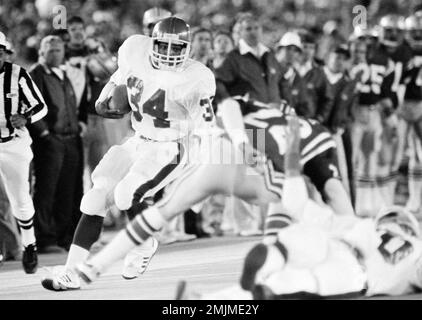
80,134 -> 195,216
352,105 -> 384,217
406,120 -> 422,213
402,101 -> 422,213
0,129 -> 35,224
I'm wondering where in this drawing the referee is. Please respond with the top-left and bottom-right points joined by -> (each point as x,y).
0,31 -> 47,273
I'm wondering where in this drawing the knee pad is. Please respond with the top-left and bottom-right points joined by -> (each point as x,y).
80,188 -> 109,217
114,182 -> 132,211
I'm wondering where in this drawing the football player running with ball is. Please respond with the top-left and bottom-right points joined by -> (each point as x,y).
41,16 -> 216,291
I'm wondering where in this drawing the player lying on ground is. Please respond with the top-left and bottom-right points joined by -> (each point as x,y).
175,115 -> 422,300
62,108 -> 352,289
40,16 -> 218,290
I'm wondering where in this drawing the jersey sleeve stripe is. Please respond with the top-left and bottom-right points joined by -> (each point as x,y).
301,132 -> 332,156
262,160 -> 284,198
301,140 -> 337,165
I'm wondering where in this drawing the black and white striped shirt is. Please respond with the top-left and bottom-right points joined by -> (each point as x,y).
0,62 -> 46,140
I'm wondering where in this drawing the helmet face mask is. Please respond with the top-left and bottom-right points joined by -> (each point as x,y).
381,27 -> 402,47
151,39 -> 190,70
379,15 -> 405,48
149,17 -> 191,71
408,29 -> 422,49
375,206 -> 420,238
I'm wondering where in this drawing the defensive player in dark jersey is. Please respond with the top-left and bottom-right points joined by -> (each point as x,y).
349,32 -> 398,217
377,14 -> 414,205
67,100 -> 354,285
401,13 -> 422,214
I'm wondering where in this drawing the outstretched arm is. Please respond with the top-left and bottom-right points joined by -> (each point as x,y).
282,112 -> 309,219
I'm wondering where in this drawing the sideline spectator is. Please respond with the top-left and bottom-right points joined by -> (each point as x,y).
297,32 -> 334,124
212,30 -> 234,69
29,35 -> 86,253
190,27 -> 214,68
215,12 -> 282,114
215,12 -> 282,236
323,45 -> 359,205
276,31 -> 310,114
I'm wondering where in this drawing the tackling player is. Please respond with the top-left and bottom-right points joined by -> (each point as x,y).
176,114 -> 422,300
40,16 -> 216,291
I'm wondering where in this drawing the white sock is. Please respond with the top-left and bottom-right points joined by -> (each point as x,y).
20,227 -> 36,247
89,230 -> 137,273
16,217 -> 36,247
65,245 -> 90,269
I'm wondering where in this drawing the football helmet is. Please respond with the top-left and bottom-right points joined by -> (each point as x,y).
375,206 -> 420,237
378,14 -> 405,48
405,14 -> 422,49
150,17 -> 191,71
350,25 -> 378,42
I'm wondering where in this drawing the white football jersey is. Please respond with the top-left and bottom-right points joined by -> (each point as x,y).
110,35 -> 216,141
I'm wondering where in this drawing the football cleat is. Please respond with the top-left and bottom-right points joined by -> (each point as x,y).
240,241 -> 286,291
40,266 -> 81,291
22,243 -> 38,274
122,237 -> 159,280
240,243 -> 269,291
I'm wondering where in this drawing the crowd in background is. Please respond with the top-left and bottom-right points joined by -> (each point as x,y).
2,0 -> 421,69
3,0 -> 422,263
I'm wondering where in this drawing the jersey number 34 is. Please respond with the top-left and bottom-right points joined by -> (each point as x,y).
127,76 -> 214,128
